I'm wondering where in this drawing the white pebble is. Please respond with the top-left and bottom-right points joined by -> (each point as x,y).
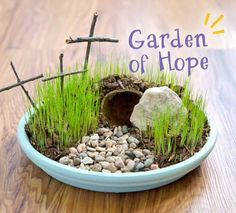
100,161 -> 110,169
95,155 -> 105,162
90,133 -> 99,141
83,157 -> 94,165
87,151 -> 98,158
133,150 -> 144,158
91,140 -> 99,147
96,146 -> 106,152
126,160 -> 135,171
77,144 -> 86,153
81,136 -> 90,144
107,163 -> 118,173
129,143 -> 137,149
59,156 -> 71,165
69,147 -> 78,155
115,157 -> 125,168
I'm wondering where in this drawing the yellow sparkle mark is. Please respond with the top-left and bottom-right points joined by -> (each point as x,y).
213,29 -> 225,34
204,13 -> 211,25
210,14 -> 224,28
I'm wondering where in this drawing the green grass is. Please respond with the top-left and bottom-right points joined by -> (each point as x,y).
27,69 -> 101,150
148,77 -> 207,156
26,62 -> 207,157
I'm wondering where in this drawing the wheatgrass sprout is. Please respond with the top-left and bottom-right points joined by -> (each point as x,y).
150,74 -> 207,156
27,70 -> 101,149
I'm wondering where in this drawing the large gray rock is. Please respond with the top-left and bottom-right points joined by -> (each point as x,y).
130,86 -> 187,131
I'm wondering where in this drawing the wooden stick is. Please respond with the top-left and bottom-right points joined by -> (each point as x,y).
10,61 -> 36,108
42,70 -> 87,82
83,12 -> 98,70
59,53 -> 64,92
66,37 -> 119,44
0,74 -> 44,93
117,79 -> 125,89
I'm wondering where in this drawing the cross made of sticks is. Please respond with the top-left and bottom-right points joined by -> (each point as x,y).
0,12 -> 119,108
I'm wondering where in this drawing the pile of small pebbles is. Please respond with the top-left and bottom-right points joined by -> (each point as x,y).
59,125 -> 159,173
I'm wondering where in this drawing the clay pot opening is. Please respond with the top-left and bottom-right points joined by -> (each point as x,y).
101,89 -> 142,125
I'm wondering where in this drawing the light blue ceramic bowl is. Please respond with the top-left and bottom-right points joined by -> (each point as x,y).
17,112 -> 217,193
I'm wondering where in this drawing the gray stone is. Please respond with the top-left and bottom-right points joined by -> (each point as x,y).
135,162 -> 145,171
130,86 -> 187,131
133,150 -> 144,158
115,157 -> 125,168
59,156 -> 71,165
116,130 -> 123,137
83,157 -> 94,165
125,151 -> 136,160
144,158 -> 154,167
122,125 -> 128,134
74,157 -> 81,166
127,136 -> 140,145
95,155 -> 105,162
78,152 -> 88,159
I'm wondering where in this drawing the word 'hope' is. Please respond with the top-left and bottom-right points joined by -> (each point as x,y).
128,28 -> 209,75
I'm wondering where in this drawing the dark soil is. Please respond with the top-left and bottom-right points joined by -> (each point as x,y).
26,74 -> 210,168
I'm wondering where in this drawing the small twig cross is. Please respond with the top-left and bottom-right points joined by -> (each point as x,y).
0,62 -> 43,108
66,12 -> 119,70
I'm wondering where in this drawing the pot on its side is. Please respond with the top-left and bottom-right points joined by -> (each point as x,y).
17,112 -> 217,193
